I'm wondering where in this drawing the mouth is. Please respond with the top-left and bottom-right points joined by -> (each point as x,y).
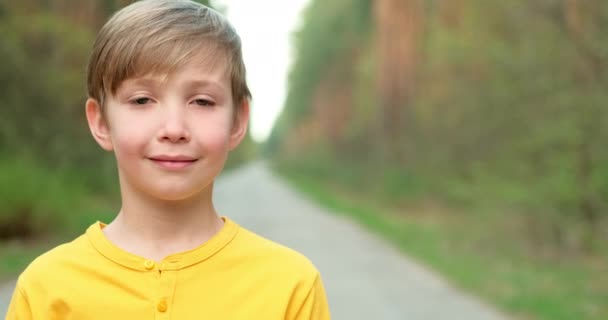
148,155 -> 198,169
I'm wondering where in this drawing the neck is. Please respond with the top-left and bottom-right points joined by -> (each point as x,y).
103,174 -> 223,261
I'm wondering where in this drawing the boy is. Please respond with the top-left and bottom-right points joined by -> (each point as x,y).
6,0 -> 330,319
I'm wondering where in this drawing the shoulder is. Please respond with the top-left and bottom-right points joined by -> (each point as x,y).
16,233 -> 91,290
228,227 -> 331,319
230,224 -> 320,279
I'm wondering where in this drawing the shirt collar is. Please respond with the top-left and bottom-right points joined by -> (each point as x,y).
86,216 -> 239,271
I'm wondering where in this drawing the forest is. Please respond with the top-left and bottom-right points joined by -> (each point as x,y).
268,0 -> 607,319
272,0 -> 608,251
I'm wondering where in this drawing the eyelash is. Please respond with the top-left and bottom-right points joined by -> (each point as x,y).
128,97 -> 215,107
131,97 -> 151,105
193,99 -> 215,107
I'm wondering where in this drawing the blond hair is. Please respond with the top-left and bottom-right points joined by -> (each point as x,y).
87,0 -> 251,110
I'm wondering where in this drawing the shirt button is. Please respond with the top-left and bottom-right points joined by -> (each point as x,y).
144,260 -> 155,270
157,299 -> 168,313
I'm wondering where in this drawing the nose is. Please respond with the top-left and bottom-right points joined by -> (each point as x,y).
157,105 -> 191,143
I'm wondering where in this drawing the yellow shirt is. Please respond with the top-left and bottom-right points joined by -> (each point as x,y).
6,216 -> 330,319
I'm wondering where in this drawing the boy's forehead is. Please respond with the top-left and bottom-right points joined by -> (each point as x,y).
119,55 -> 230,90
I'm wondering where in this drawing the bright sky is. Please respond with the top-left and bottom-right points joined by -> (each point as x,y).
215,0 -> 310,142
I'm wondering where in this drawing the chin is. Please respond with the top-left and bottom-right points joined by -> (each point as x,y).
150,183 -> 211,202
154,192 -> 193,202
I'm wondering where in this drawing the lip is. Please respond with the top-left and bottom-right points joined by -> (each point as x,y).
149,155 -> 197,161
148,155 -> 198,170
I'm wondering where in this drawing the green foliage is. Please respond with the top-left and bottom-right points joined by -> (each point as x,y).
416,1 -> 608,233
270,0 -> 372,142
271,0 -> 608,244
0,155 -> 89,237
0,12 -> 99,169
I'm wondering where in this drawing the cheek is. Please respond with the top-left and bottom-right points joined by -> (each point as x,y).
107,112 -> 152,157
113,131 -> 146,157
193,114 -> 233,151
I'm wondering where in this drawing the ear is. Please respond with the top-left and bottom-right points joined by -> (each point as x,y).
85,98 -> 114,151
229,99 -> 250,151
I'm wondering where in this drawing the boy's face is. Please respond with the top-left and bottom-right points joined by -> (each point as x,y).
86,57 -> 249,201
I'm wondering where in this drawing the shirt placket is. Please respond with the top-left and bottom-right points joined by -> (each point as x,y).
143,259 -> 178,320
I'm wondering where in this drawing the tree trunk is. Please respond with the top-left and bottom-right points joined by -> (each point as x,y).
373,0 -> 423,162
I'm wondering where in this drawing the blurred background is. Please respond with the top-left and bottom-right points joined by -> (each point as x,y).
1,0 -> 607,319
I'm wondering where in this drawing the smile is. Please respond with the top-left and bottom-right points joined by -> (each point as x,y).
149,158 -> 198,170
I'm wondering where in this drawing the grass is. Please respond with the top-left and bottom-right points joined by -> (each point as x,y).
275,163 -> 608,320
